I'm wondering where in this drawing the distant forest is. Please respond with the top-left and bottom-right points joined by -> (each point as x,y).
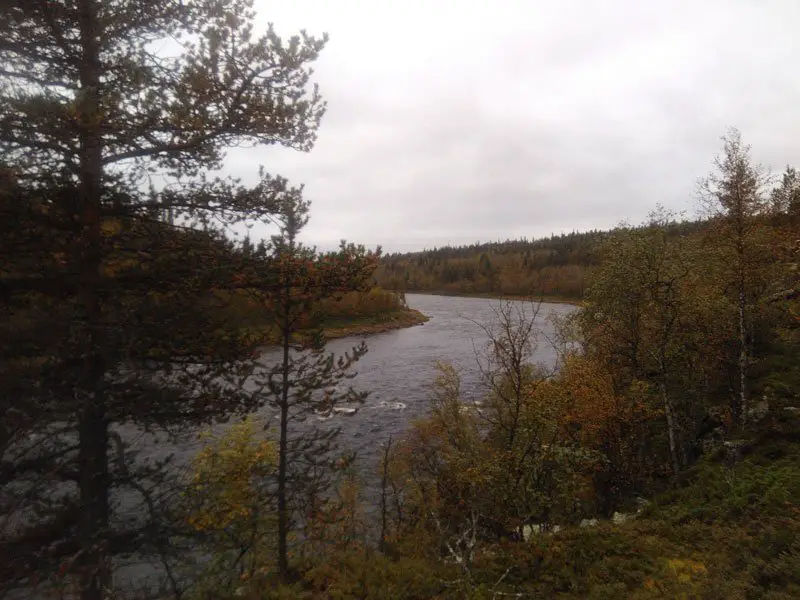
374,220 -> 707,299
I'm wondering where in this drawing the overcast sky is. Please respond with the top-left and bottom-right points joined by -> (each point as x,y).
226,0 -> 800,253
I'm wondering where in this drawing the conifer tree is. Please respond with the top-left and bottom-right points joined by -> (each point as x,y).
247,193 -> 378,580
0,1 -> 327,597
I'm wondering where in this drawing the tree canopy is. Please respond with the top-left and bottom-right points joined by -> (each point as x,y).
0,1 -> 330,598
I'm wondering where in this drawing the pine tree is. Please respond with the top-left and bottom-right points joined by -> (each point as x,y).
0,1 -> 326,597
246,194 -> 378,580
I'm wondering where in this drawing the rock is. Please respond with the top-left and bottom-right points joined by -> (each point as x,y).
612,512 -> 630,525
379,401 -> 406,411
747,398 -> 769,422
723,439 -> 749,466
521,524 -> 542,540
522,523 -> 562,539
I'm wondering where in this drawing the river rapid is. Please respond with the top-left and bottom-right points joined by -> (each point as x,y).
261,294 -> 577,483
110,294 -> 576,592
129,294 -> 576,472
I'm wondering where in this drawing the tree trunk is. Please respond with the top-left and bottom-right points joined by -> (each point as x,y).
77,2 -> 110,598
660,379 -> 681,475
379,437 -> 392,554
657,338 -> 681,475
738,281 -> 748,425
277,281 -> 291,581
77,400 -> 110,600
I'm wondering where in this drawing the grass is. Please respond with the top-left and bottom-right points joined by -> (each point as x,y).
488,407 -> 800,599
319,308 -> 430,340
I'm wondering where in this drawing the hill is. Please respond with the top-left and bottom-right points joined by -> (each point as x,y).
374,221 -> 706,300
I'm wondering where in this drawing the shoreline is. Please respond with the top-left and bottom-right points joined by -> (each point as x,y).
394,290 -> 585,307
320,308 -> 430,340
254,308 -> 430,348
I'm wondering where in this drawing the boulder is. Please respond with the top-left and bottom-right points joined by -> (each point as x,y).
747,398 -> 770,422
521,523 -> 542,540
522,523 -> 562,540
612,511 -> 630,525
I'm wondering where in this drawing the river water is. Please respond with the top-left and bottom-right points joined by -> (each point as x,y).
123,294 -> 576,508
260,294 -> 576,482
111,294 -> 576,592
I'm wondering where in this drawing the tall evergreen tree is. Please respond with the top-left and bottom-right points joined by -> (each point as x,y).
0,1 -> 326,597
246,193 -> 378,580
771,166 -> 800,218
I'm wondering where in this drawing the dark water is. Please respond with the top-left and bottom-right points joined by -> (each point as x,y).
110,295 -> 576,592
126,294 -> 575,470
258,294 -> 576,482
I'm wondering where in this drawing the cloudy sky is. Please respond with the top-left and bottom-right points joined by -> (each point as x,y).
226,0 -> 800,253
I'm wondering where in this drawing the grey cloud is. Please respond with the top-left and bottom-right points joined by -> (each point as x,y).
228,0 -> 800,252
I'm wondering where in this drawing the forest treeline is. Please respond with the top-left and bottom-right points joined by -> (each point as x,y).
171,132 -> 800,598
373,222 -> 707,299
216,285 -> 421,344
2,1 -> 800,599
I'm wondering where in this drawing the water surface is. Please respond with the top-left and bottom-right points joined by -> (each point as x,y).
258,294 -> 577,490
115,294 -> 576,590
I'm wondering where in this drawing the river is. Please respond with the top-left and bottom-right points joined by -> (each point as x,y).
132,294 -> 576,471
259,294 -> 576,480
111,294 -> 576,593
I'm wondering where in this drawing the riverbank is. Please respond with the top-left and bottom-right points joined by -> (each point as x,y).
320,307 -> 429,340
389,289 -> 585,306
